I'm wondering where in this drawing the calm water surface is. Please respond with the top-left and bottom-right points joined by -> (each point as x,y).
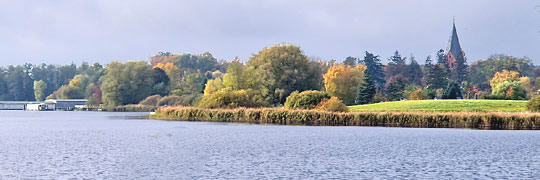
0,111 -> 539,179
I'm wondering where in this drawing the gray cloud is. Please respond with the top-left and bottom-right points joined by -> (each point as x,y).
0,0 -> 538,66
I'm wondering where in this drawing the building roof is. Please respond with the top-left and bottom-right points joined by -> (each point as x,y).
45,99 -> 88,103
0,101 -> 41,104
447,22 -> 462,57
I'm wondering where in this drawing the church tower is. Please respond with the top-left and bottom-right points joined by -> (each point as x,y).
446,20 -> 467,83
446,21 -> 463,69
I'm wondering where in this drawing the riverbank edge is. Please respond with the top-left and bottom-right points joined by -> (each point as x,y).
149,106 -> 540,130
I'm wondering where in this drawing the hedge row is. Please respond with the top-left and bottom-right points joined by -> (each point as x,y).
150,106 -> 540,130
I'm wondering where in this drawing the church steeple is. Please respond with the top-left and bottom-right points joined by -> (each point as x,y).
446,20 -> 463,69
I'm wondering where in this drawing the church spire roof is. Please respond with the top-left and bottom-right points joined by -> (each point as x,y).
448,20 -> 462,58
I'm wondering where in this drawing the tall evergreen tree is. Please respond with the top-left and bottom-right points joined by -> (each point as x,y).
453,52 -> 468,84
425,64 -> 448,90
424,56 -> 433,72
360,51 -> 385,92
355,72 -> 376,105
443,80 -> 462,99
388,50 -> 406,64
385,75 -> 407,101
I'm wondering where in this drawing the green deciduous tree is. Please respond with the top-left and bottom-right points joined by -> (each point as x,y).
101,61 -> 155,106
33,80 -> 47,101
246,43 -> 321,104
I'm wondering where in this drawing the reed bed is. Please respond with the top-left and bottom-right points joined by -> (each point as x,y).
104,104 -> 158,112
151,106 -> 540,130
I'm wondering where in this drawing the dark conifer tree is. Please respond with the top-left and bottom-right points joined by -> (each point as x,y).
425,64 -> 448,90
360,51 -> 385,92
443,81 -> 462,99
388,50 -> 406,64
385,75 -> 407,101
454,52 -> 468,84
355,72 -> 376,105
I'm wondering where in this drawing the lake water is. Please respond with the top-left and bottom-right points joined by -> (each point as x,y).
0,111 -> 539,179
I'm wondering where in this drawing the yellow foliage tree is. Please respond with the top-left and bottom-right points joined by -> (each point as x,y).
323,64 -> 366,105
490,70 -> 520,88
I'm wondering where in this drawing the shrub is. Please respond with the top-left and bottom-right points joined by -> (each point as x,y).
197,88 -> 269,108
315,97 -> 349,112
372,92 -> 386,103
139,95 -> 162,106
408,88 -> 429,100
284,90 -> 330,109
158,94 -> 201,106
526,96 -> 540,112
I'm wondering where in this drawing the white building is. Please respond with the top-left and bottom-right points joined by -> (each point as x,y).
44,99 -> 88,111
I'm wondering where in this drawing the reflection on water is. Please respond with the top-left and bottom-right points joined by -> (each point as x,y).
0,111 -> 539,179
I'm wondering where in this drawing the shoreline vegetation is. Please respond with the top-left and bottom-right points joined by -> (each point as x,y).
150,106 -> 540,130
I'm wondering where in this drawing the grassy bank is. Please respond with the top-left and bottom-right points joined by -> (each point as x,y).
349,100 -> 527,112
150,106 -> 540,130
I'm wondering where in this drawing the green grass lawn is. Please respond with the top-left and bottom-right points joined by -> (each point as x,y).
348,100 -> 528,112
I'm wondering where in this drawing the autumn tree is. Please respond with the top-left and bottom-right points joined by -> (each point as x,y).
323,64 -> 366,105
489,70 -> 527,99
490,70 -> 520,88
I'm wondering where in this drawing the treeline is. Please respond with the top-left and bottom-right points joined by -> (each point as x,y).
0,43 -> 538,108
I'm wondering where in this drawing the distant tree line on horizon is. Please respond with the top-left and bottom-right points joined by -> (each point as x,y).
0,43 -> 538,109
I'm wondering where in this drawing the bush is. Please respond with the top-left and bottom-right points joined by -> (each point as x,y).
408,88 -> 429,100
316,97 -> 349,112
284,90 -> 330,109
526,96 -> 540,112
139,95 -> 162,106
197,89 -> 269,108
372,92 -> 386,103
158,94 -> 201,106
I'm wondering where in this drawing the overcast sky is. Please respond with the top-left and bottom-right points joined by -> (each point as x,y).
0,0 -> 539,66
